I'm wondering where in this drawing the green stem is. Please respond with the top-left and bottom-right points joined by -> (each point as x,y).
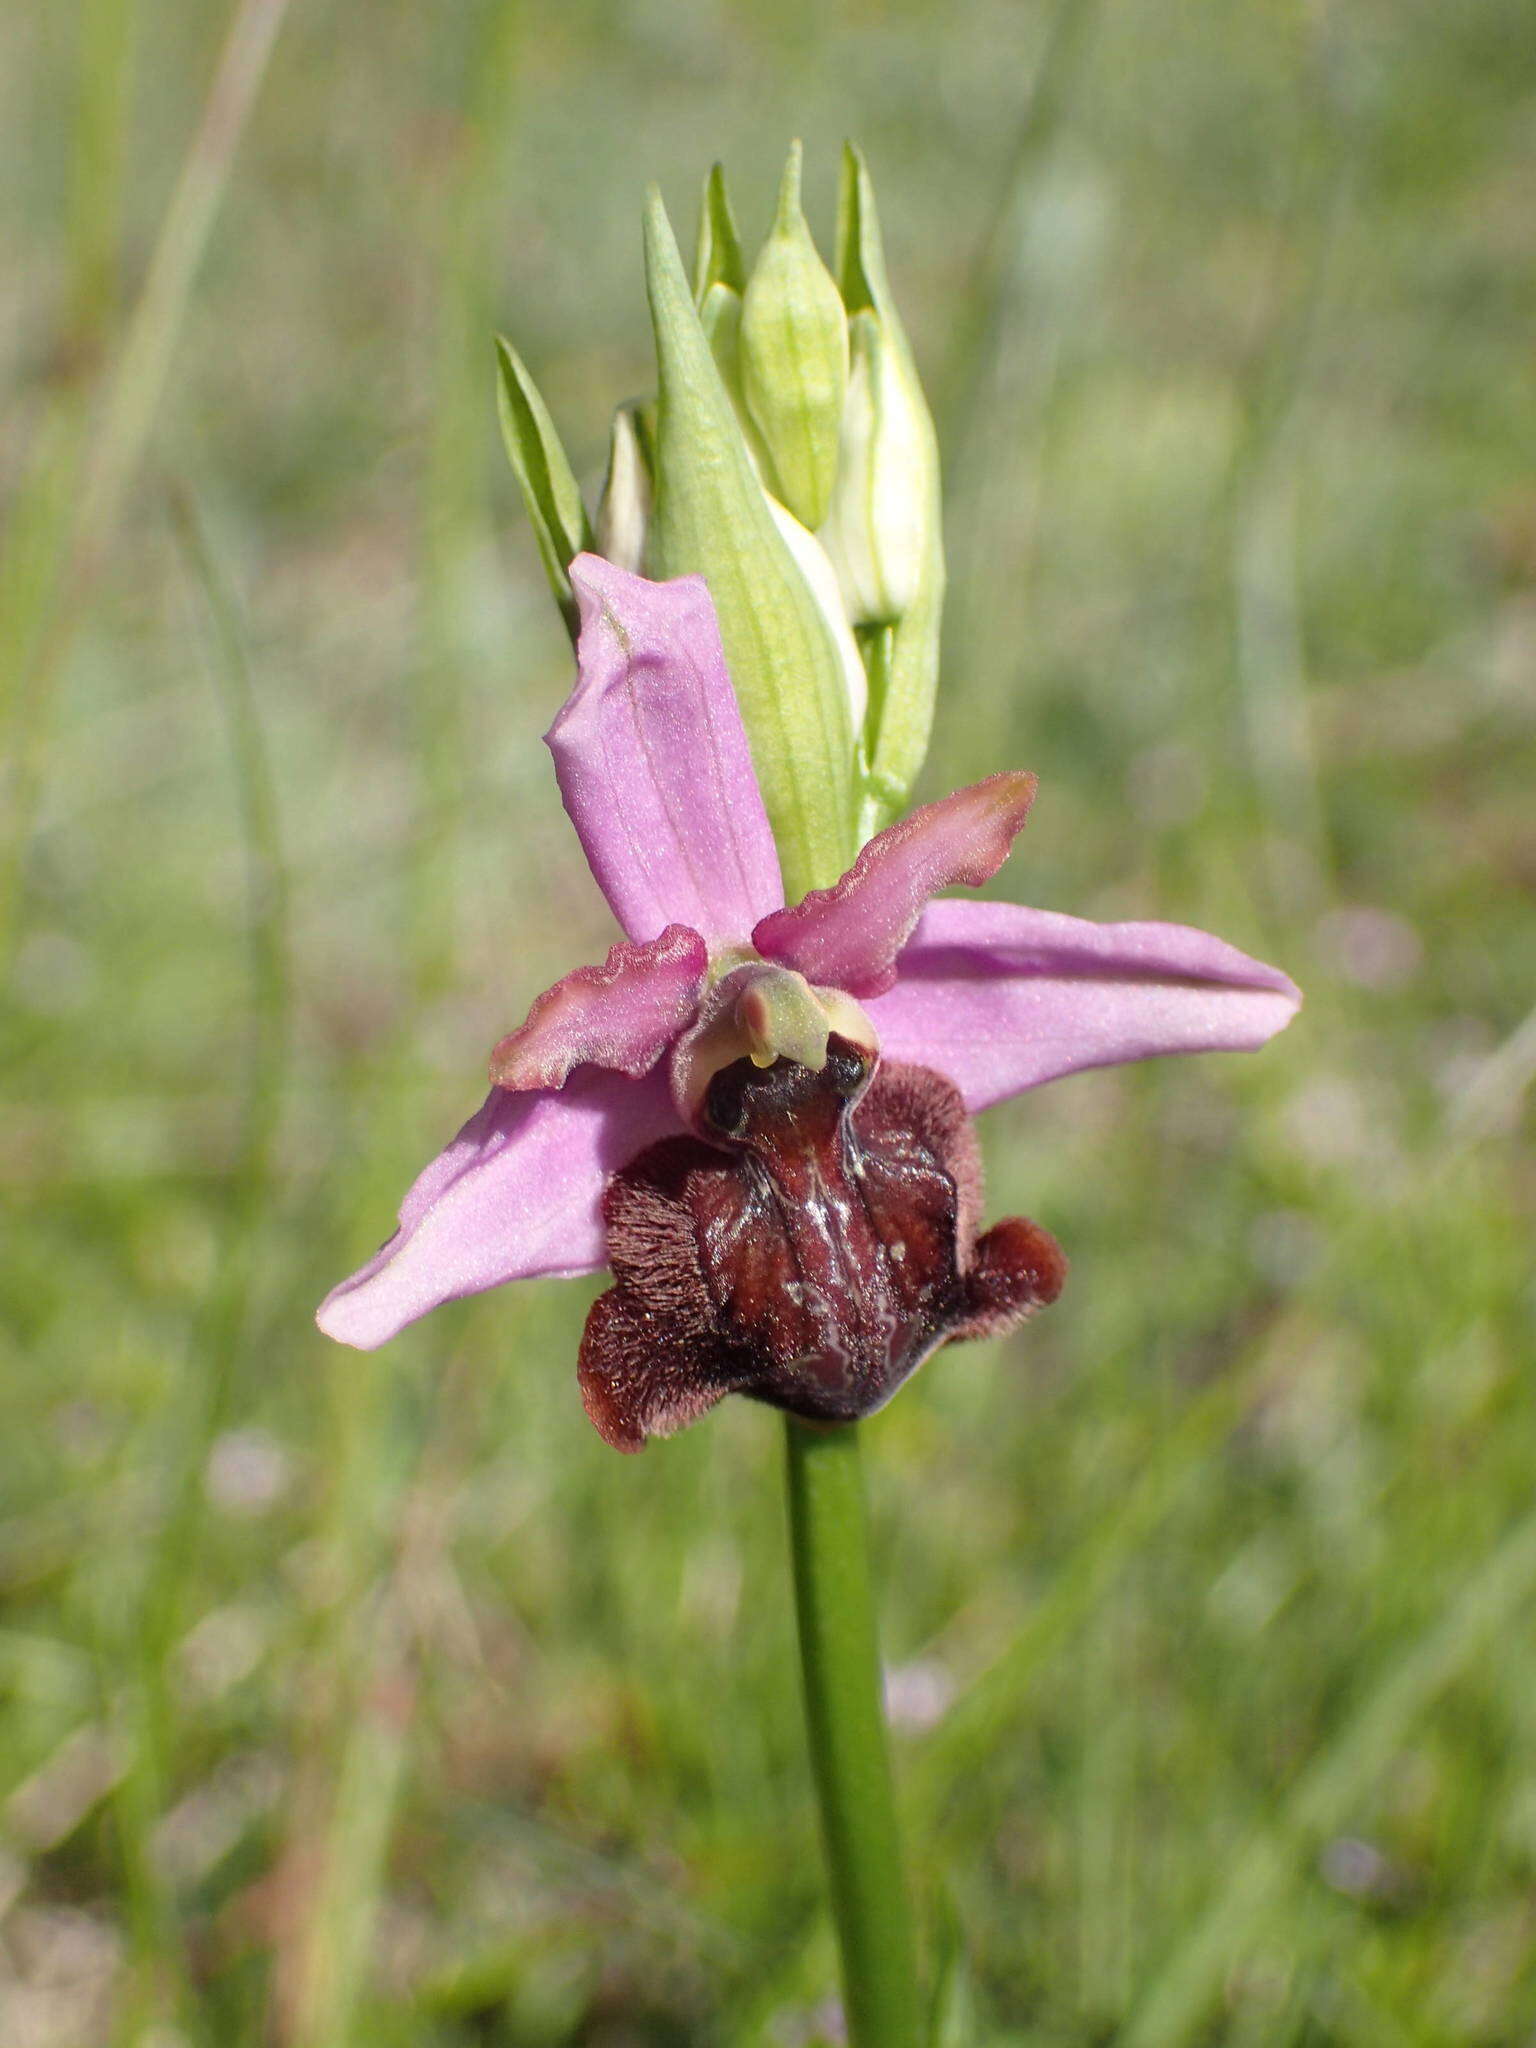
784,1416 -> 921,2048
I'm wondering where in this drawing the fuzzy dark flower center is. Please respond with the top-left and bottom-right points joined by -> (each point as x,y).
579,1037 -> 1066,1451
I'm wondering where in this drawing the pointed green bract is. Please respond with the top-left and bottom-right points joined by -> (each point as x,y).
834,145 -> 944,831
739,142 -> 850,534
643,187 -> 857,897
494,335 -> 594,637
692,162 -> 746,300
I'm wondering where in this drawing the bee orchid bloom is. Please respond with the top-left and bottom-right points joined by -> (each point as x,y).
318,555 -> 1299,1448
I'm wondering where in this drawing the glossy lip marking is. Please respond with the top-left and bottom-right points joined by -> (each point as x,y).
576,1041 -> 1068,1449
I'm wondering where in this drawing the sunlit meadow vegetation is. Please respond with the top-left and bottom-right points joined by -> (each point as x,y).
2,1 -> 1534,2042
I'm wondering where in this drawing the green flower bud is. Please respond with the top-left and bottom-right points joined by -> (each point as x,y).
595,403 -> 651,575
833,145 -> 945,833
738,142 -> 849,534
643,188 -> 857,897
694,170 -> 806,492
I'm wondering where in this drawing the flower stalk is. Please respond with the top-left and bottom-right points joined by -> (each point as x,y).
785,1418 -> 921,2048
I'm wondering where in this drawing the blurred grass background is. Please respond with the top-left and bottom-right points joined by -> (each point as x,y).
3,0 -> 1535,2042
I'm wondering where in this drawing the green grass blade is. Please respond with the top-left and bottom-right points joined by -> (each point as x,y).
1123,1507 -> 1536,2048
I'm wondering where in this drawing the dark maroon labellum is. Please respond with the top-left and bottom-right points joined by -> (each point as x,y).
578,1037 -> 1066,1451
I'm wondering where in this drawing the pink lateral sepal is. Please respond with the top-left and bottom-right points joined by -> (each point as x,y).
866,898 -> 1302,1111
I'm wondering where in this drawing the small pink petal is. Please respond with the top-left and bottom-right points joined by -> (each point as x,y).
548,556 -> 785,945
315,1069 -> 683,1350
489,923 -> 707,1092
866,899 -> 1301,1110
753,772 -> 1037,998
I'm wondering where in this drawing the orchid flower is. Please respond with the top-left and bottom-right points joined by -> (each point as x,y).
318,556 -> 1299,1449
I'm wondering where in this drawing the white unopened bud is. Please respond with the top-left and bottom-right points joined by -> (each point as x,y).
765,494 -> 867,735
595,404 -> 651,574
819,308 -> 935,626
